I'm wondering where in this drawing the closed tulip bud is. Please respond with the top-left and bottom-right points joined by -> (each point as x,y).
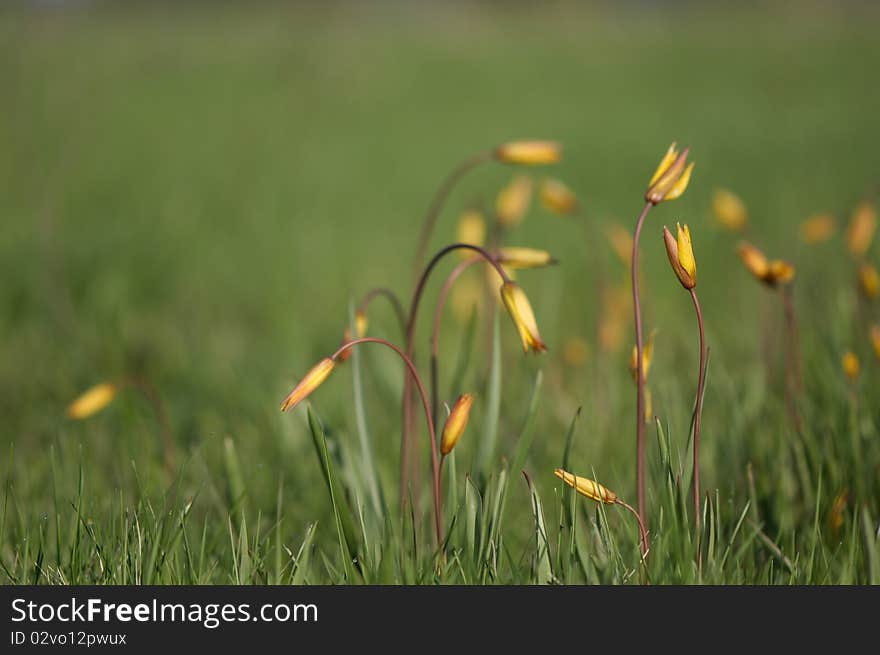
846,201 -> 877,257
456,210 -> 487,254
859,262 -> 879,299
539,178 -> 578,215
629,329 -> 656,383
500,282 -> 547,353
605,222 -> 634,267
712,188 -> 748,232
440,393 -> 474,455
799,213 -> 837,244
280,358 -> 336,412
871,324 -> 880,361
663,223 -> 696,289
737,242 -> 769,280
554,468 -> 617,504
67,382 -> 118,420
645,143 -> 694,204
496,246 -> 557,269
494,140 -> 562,165
496,175 -> 533,228
842,351 -> 859,382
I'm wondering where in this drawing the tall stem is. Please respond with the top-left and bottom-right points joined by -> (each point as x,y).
689,289 -> 707,541
616,499 -> 650,560
430,256 -> 482,427
332,337 -> 444,545
401,244 -> 511,514
630,201 -> 653,526
781,285 -> 803,434
413,150 -> 493,279
357,287 -> 408,337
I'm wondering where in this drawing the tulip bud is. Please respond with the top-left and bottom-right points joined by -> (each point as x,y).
712,188 -> 748,232
767,260 -> 795,285
663,223 -> 696,289
539,178 -> 578,215
737,242 -> 770,280
440,393 -> 474,455
846,201 -> 876,257
456,210 -> 487,255
67,383 -> 118,420
799,213 -> 837,244
496,246 -> 557,269
859,262 -> 879,299
496,175 -> 533,228
500,282 -> 547,353
494,140 -> 562,165
842,351 -> 859,382
554,468 -> 617,504
645,143 -> 694,204
280,358 -> 336,412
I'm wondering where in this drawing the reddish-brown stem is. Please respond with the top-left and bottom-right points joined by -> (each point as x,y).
413,150 -> 493,278
331,337 -> 443,546
356,287 -> 407,337
630,201 -> 653,526
689,288 -> 707,541
430,256 -> 483,427
401,243 -> 511,513
781,285 -> 803,434
616,499 -> 650,560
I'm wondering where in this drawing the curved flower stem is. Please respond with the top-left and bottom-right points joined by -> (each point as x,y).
430,256 -> 483,428
616,499 -> 650,561
630,201 -> 654,526
331,336 -> 444,546
402,243 -> 511,512
689,289 -> 707,554
356,287 -> 408,337
413,150 -> 493,279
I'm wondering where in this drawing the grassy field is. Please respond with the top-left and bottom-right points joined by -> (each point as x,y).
1,2 -> 879,584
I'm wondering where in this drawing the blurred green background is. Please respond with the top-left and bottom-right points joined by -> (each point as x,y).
1,2 -> 879,582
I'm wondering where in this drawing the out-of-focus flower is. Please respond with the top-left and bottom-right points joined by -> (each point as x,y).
337,309 -> 369,363
712,188 -> 748,232
456,210 -> 487,255
846,201 -> 876,257
629,329 -> 657,383
645,143 -> 694,204
737,242 -> 795,287
663,223 -> 696,289
858,262 -> 879,299
828,490 -> 848,537
496,175 -> 533,227
67,383 -> 118,420
539,178 -> 578,215
500,282 -> 547,353
280,358 -> 336,412
554,468 -> 617,503
440,393 -> 474,455
496,246 -> 556,269
563,337 -> 590,367
451,276 -> 484,323
842,351 -> 859,383
644,386 -> 653,423
799,213 -> 837,244
871,324 -> 880,361
605,222 -> 634,267
494,140 -> 562,165
598,285 -> 630,353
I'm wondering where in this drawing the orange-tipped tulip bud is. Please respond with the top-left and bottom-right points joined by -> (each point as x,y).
605,222 -> 634,267
456,209 -> 487,254
859,262 -> 879,299
629,329 -> 656,383
800,213 -> 837,244
496,175 -> 533,228
280,358 -> 335,412
67,383 -> 118,420
440,393 -> 474,455
539,178 -> 578,215
500,282 -> 547,353
842,351 -> 859,382
496,246 -> 557,269
663,223 -> 696,289
494,140 -> 562,165
712,188 -> 748,232
846,201 -> 876,257
737,242 -> 794,287
645,143 -> 694,204
871,324 -> 880,361
554,468 -> 617,504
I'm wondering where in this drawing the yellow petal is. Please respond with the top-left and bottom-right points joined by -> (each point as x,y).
495,140 -> 562,165
737,242 -> 770,281
496,175 -> 533,228
539,178 -> 578,215
712,188 -> 748,231
456,210 -> 487,253
554,468 -> 617,504
496,246 -> 556,269
662,161 -> 694,201
67,383 -> 118,420
500,282 -> 547,353
281,358 -> 336,412
648,143 -> 678,188
440,393 -> 474,455
677,222 -> 697,281
768,260 -> 795,285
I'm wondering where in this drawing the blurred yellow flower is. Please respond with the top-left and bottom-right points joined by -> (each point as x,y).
799,213 -> 837,244
338,310 -> 369,363
496,246 -> 556,269
67,383 -> 118,420
450,276 -> 483,323
737,242 -> 795,287
456,210 -> 487,255
554,468 -> 617,503
563,337 -> 590,367
598,285 -> 630,353
280,358 -> 336,412
629,329 -> 657,383
645,142 -> 694,204
496,175 -> 533,228
440,393 -> 474,455
500,282 -> 547,353
871,324 -> 880,361
494,140 -> 562,165
846,201 -> 877,257
842,351 -> 859,382
859,262 -> 879,299
605,222 -> 633,267
828,490 -> 848,537
539,178 -> 578,215
712,188 -> 748,232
